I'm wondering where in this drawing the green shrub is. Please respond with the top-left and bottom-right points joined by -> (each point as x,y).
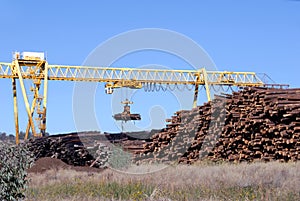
0,143 -> 34,201
108,145 -> 132,170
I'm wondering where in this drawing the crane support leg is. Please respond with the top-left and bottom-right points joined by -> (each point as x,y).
202,68 -> 211,101
193,72 -> 202,108
12,78 -> 19,144
193,84 -> 199,108
14,61 -> 37,136
25,95 -> 37,139
42,62 -> 49,136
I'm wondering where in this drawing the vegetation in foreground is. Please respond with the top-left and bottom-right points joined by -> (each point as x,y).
0,143 -> 34,201
25,162 -> 300,201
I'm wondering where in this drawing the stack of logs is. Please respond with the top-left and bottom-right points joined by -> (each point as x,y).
26,133 -> 97,167
26,87 -> 300,166
26,131 -> 156,168
135,87 -> 300,164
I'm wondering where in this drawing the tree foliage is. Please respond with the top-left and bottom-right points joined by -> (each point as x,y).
0,143 -> 34,201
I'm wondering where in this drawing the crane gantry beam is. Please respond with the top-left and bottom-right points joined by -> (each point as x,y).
0,62 -> 263,86
0,54 -> 265,144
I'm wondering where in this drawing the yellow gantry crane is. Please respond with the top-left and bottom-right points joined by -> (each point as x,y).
0,52 -> 266,144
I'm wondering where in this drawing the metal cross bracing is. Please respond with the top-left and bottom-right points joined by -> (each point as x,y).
0,54 -> 267,144
0,62 -> 263,85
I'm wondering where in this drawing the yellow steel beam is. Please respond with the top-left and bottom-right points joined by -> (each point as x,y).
0,62 -> 12,78
193,72 -> 202,108
12,78 -> 19,144
193,84 -> 199,108
42,62 -> 49,136
25,95 -> 37,140
202,69 -> 212,101
46,65 -> 199,85
0,62 -> 264,87
13,60 -> 37,136
25,79 -> 41,139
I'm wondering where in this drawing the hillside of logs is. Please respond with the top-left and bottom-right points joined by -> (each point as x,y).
136,87 -> 300,164
25,87 -> 300,167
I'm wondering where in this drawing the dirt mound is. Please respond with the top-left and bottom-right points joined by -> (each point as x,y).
28,157 -> 69,173
28,157 -> 103,173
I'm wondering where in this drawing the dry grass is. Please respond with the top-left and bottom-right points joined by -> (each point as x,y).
26,162 -> 300,201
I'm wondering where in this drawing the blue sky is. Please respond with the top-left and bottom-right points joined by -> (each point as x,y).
0,0 -> 299,135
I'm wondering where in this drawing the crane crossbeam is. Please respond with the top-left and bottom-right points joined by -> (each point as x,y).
205,71 -> 263,86
0,62 -> 263,86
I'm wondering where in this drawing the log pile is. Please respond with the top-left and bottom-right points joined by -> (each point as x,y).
26,133 -> 96,167
86,142 -> 112,167
135,87 -> 300,164
26,131 -> 157,168
26,87 -> 300,166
